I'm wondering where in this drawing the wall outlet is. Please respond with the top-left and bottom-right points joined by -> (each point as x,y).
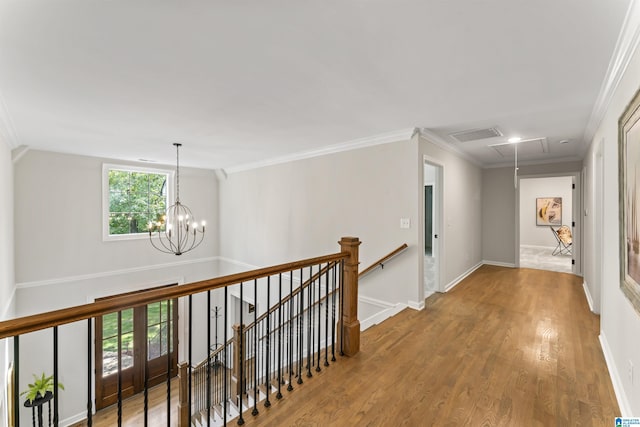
400,218 -> 410,229
629,360 -> 634,385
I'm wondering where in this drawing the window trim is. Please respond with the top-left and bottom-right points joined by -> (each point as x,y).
102,163 -> 174,242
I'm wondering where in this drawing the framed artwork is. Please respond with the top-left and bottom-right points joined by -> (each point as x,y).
618,86 -> 640,315
536,197 -> 562,226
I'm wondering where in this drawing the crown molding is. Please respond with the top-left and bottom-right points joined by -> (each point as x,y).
223,128 -> 415,174
416,128 -> 483,168
582,0 -> 640,151
11,145 -> 29,164
0,90 -> 19,149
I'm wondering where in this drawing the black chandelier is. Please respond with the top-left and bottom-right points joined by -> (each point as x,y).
148,143 -> 205,255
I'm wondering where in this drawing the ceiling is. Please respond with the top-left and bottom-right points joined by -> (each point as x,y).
0,1 -> 633,171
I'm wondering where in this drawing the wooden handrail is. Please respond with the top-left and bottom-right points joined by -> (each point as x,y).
0,251 -> 349,340
359,243 -> 408,278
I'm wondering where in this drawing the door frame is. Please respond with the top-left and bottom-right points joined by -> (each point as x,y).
421,157 -> 444,295
516,172 -> 582,276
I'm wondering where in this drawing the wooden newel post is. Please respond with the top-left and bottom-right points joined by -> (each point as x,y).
232,324 -> 244,401
340,236 -> 361,356
177,362 -> 189,427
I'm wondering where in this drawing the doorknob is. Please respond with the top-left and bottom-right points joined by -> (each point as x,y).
434,234 -> 438,238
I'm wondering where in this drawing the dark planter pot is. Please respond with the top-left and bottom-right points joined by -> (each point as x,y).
24,391 -> 53,427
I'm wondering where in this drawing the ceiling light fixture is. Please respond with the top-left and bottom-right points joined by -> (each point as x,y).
508,136 -> 522,143
148,143 -> 205,255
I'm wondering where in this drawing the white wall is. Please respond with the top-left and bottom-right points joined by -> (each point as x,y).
519,176 -> 573,247
584,3 -> 640,415
482,162 -> 582,265
219,138 -> 422,307
0,138 -> 15,427
11,149 -> 219,424
418,136 -> 483,289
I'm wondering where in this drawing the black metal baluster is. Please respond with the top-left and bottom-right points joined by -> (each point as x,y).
144,305 -> 148,427
306,266 -> 313,378
316,264 -> 322,372
13,336 -> 19,427
331,263 -> 337,362
277,273 -> 283,399
238,283 -> 245,426
264,276 -> 271,408
324,263 -> 330,367
117,311 -> 122,427
297,268 -> 304,385
166,301 -> 171,427
87,319 -> 93,426
207,290 -> 211,426
189,295 -> 193,424
224,287 -> 228,426
53,325 -> 59,426
252,280 -> 258,416
288,270 -> 294,391
340,259 -> 345,356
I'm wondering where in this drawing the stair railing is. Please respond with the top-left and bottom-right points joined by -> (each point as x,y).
0,236 -> 360,427
359,243 -> 408,278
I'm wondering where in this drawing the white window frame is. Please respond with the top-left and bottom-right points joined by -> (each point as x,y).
102,163 -> 174,241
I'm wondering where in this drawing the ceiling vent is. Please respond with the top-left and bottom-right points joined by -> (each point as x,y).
489,137 -> 549,158
449,127 -> 503,143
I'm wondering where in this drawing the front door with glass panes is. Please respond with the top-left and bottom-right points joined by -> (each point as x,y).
95,296 -> 178,410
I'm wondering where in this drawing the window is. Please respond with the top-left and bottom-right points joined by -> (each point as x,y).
103,164 -> 173,240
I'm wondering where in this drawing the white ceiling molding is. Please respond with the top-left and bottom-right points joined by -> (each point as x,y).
0,91 -> 19,149
11,145 -> 30,164
224,128 -> 415,174
416,128 -> 483,167
582,0 -> 640,152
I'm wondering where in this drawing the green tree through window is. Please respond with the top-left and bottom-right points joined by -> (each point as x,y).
108,169 -> 168,235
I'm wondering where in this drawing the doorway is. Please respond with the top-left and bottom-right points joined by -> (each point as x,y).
518,175 -> 576,274
95,290 -> 178,410
424,160 -> 442,294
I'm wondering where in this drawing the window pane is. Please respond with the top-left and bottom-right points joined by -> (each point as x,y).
102,312 -> 118,339
147,324 -> 162,360
109,170 -> 130,193
149,174 -> 167,195
121,331 -> 134,370
102,337 -> 118,377
130,172 -> 149,192
147,302 -> 160,325
121,309 -> 134,333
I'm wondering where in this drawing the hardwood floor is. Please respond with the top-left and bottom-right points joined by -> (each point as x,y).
238,265 -> 620,426
72,379 -> 179,426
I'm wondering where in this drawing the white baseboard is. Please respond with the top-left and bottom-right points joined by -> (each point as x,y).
482,260 -> 516,268
407,299 -> 425,311
359,295 -> 407,331
582,281 -> 596,313
61,412 -> 88,427
520,244 -> 556,250
445,262 -> 483,292
599,332 -> 632,417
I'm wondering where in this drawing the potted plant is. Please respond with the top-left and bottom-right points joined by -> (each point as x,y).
21,373 -> 64,427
